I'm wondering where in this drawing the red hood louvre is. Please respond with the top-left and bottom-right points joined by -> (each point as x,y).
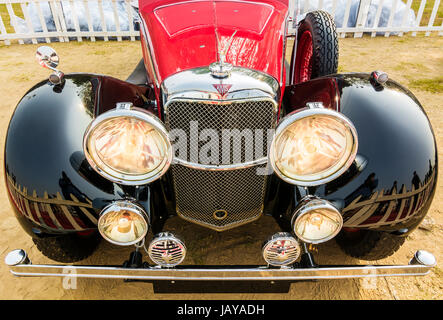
139,0 -> 288,85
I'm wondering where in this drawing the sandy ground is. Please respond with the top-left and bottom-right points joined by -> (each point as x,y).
0,35 -> 442,300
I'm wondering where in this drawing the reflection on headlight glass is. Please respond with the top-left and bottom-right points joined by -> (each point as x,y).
295,209 -> 341,242
98,210 -> 147,244
89,117 -> 167,175
275,115 -> 353,179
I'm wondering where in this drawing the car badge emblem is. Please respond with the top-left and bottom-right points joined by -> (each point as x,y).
212,84 -> 232,98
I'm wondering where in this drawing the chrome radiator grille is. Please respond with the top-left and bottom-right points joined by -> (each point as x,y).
165,99 -> 277,231
170,165 -> 268,230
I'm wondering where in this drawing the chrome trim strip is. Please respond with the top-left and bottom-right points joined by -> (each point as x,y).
164,97 -> 279,117
6,250 -> 435,281
138,12 -> 160,87
282,11 -> 289,85
161,66 -> 280,108
173,157 -> 268,171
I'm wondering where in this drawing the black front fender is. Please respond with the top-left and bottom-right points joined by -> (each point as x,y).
281,73 -> 437,235
4,74 -> 156,237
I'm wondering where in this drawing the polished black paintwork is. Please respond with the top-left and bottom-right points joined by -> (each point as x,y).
4,73 -> 437,239
4,74 -> 162,237
281,73 -> 438,235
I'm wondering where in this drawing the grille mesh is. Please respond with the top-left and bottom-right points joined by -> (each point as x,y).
171,164 -> 268,230
166,100 -> 276,164
165,99 -> 277,230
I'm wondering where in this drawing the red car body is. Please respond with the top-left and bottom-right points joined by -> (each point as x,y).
139,0 -> 288,108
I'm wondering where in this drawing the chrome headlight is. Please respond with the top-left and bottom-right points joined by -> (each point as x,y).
291,198 -> 343,244
98,201 -> 149,246
270,108 -> 358,186
84,104 -> 172,185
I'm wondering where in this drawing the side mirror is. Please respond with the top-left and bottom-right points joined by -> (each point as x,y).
35,46 -> 64,85
36,46 -> 59,69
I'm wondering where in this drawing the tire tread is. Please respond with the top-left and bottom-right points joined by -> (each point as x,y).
305,10 -> 339,78
336,230 -> 406,261
33,233 -> 101,263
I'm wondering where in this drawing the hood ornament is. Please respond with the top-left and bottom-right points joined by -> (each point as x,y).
210,30 -> 237,78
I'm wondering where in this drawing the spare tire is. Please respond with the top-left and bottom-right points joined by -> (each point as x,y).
291,10 -> 339,84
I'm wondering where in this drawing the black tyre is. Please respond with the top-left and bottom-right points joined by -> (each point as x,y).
33,232 -> 101,263
336,229 -> 406,261
291,10 -> 338,84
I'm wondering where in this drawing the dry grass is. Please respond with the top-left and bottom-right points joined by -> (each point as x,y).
0,4 -> 23,34
410,0 -> 443,26
409,76 -> 443,93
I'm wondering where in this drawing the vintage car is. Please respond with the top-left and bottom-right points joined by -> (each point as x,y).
4,0 -> 437,293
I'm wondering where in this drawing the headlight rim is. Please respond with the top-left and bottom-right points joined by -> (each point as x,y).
269,107 -> 358,186
83,106 -> 172,185
98,200 -> 150,246
291,198 -> 343,244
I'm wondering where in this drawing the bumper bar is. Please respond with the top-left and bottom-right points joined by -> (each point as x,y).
5,249 -> 436,281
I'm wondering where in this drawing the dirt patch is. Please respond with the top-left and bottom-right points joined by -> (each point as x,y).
0,35 -> 442,300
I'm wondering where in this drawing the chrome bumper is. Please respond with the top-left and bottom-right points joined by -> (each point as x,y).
4,249 -> 436,281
